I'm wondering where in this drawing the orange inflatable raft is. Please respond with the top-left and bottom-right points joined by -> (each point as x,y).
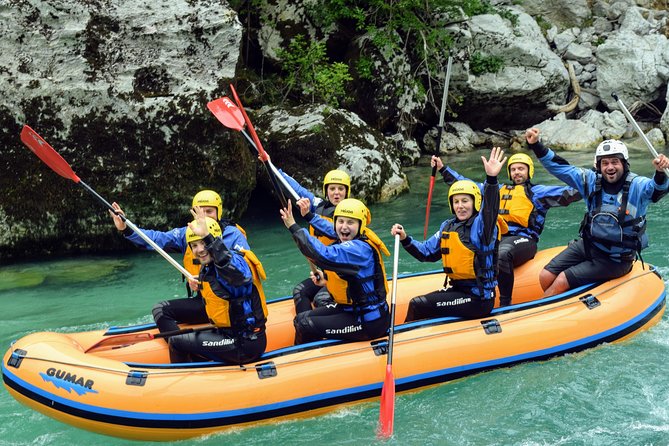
2,247 -> 666,441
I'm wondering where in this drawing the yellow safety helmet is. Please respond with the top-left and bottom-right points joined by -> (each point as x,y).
333,198 -> 371,236
192,190 -> 223,220
448,180 -> 482,214
323,169 -> 351,198
506,153 -> 534,181
186,217 -> 222,244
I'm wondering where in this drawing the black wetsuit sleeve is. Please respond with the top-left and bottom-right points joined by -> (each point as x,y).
528,140 -> 549,158
651,170 -> 668,202
439,166 -> 460,185
529,141 -> 572,166
205,235 -> 248,286
482,176 -> 500,245
540,188 -> 583,208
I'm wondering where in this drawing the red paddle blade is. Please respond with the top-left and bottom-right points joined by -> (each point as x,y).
423,175 -> 436,239
20,125 -> 80,183
207,97 -> 245,131
229,84 -> 269,161
377,364 -> 396,439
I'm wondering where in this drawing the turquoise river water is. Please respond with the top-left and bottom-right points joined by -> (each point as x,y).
2,148 -> 669,445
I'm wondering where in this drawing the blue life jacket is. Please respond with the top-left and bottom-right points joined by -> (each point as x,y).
580,173 -> 648,261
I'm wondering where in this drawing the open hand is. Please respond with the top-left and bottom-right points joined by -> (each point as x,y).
481,146 -> 506,177
188,206 -> 209,238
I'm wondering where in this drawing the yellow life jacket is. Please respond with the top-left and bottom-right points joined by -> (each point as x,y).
440,218 -> 504,283
192,249 -> 268,330
183,221 -> 248,295
498,184 -> 535,234
310,215 -> 335,245
440,231 -> 476,280
325,228 -> 389,306
310,201 -> 336,245
234,223 -> 247,239
183,244 -> 201,282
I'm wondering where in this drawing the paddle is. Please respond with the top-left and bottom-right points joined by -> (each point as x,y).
19,125 -> 197,282
84,325 -> 216,353
207,94 -> 299,203
207,91 -> 323,277
611,92 -> 669,176
423,56 -> 453,239
378,233 -> 401,439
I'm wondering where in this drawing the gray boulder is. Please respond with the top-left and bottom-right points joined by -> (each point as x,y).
519,0 -> 591,29
253,104 -> 408,203
0,0 -> 251,262
596,8 -> 669,109
450,9 -> 570,129
533,113 -> 602,150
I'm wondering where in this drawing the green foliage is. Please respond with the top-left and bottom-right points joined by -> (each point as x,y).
277,35 -> 353,107
497,8 -> 519,26
470,51 -> 503,75
304,0 -> 513,86
355,56 -> 374,80
593,36 -> 607,46
535,15 -> 552,33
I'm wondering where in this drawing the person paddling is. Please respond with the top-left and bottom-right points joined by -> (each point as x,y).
391,147 -> 506,321
526,128 -> 669,296
280,198 -> 390,344
431,150 -> 581,306
155,206 -> 268,364
267,154 -> 352,313
109,189 -> 249,297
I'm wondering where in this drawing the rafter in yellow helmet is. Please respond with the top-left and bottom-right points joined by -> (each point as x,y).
333,198 -> 370,235
192,190 -> 223,220
323,170 -> 351,198
448,180 -> 482,214
506,153 -> 534,180
186,217 -> 222,244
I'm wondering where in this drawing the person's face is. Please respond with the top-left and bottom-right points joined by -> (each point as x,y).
189,240 -> 212,265
327,184 -> 347,205
452,194 -> 474,221
599,156 -> 625,183
509,163 -> 529,185
335,216 -> 360,242
200,206 -> 218,220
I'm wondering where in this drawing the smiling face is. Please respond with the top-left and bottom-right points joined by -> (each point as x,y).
451,194 -> 475,221
200,206 -> 218,220
335,216 -> 360,242
508,163 -> 529,185
599,156 -> 625,183
326,183 -> 347,205
189,240 -> 212,265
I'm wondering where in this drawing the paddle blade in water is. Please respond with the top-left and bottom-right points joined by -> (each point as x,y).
207,97 -> 245,131
20,125 -> 80,182
377,364 -> 395,439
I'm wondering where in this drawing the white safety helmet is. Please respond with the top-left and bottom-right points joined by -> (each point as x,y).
594,139 -> 628,171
